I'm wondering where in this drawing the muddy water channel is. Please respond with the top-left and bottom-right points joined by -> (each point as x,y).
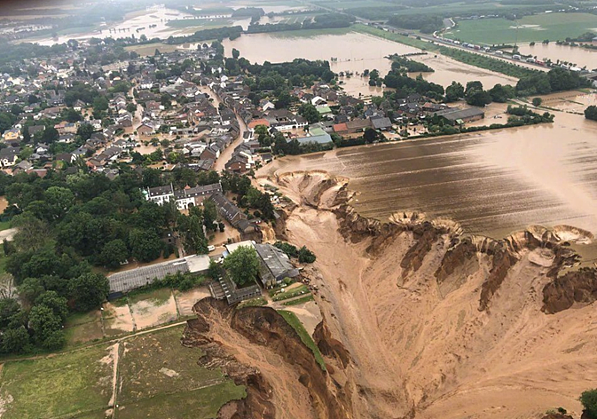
223,31 -> 517,95
262,91 -> 597,239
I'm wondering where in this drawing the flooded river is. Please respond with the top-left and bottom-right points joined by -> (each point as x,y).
261,91 -> 597,239
223,31 -> 518,96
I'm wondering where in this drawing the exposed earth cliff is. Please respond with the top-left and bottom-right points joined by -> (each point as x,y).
187,171 -> 597,419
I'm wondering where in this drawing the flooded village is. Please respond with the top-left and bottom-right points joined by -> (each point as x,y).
0,0 -> 596,419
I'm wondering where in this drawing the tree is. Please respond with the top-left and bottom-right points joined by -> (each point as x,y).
77,123 -> 95,141
42,126 -> 59,143
69,272 -> 109,311
465,81 -> 483,95
44,186 -> 75,221
232,48 -> 240,59
298,246 -> 316,263
2,327 -> 30,354
299,103 -> 320,123
532,97 -> 543,107
223,246 -> 260,286
585,105 -> 597,121
465,89 -> 492,107
182,214 -> 208,254
100,239 -> 129,269
581,389 -> 597,419
28,304 -> 62,344
363,127 -> 379,143
129,229 -> 163,262
203,200 -> 218,231
35,291 -> 68,321
488,84 -> 514,103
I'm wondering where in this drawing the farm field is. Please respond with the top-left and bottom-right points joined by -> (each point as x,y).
116,325 -> 245,417
0,326 -> 245,419
0,344 -> 114,419
63,286 -> 208,347
445,12 -> 597,44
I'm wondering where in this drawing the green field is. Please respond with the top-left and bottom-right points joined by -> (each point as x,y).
0,345 -> 114,418
277,310 -> 326,371
352,23 -> 437,51
0,326 -> 245,419
445,13 -> 597,44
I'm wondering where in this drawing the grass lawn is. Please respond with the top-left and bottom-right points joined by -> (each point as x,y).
268,26 -> 353,38
0,344 -> 113,419
282,294 -> 314,306
124,42 -> 180,56
445,13 -> 597,45
272,284 -> 309,301
0,220 -> 11,231
117,326 -> 236,405
277,310 -> 326,371
115,382 -> 246,419
127,287 -> 172,306
64,310 -> 104,347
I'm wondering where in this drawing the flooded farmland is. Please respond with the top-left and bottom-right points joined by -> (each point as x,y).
260,91 -> 597,239
517,42 -> 597,70
223,31 -> 517,95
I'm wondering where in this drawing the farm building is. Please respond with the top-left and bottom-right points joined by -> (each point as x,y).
434,107 -> 485,125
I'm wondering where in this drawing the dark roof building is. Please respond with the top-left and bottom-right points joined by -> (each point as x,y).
254,243 -> 300,288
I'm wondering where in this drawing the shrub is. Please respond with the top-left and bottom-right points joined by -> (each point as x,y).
581,389 -> 597,419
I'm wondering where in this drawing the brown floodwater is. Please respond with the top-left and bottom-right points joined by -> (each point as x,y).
517,42 -> 597,70
223,31 -> 518,96
261,91 -> 597,239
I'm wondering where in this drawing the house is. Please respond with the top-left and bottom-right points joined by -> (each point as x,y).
144,183 -> 223,210
210,192 -> 249,231
2,128 -> 21,142
0,147 -> 20,167
254,243 -> 300,288
137,122 -> 155,136
370,116 -> 392,131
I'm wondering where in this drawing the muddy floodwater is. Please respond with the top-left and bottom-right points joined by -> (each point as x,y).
517,42 -> 597,70
261,91 -> 597,238
223,31 -> 517,95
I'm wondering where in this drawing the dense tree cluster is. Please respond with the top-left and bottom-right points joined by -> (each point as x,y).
387,14 -> 444,34
221,172 -> 276,220
584,105 -> 597,121
383,72 -> 444,99
274,241 -> 316,263
389,55 -> 434,73
516,68 -> 589,96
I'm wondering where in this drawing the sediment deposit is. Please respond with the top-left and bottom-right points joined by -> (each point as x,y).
186,170 -> 597,419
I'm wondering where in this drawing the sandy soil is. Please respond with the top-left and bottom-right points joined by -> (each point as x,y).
129,293 -> 178,330
262,171 -> 597,419
280,300 -> 322,337
102,303 -> 135,336
174,287 -> 211,317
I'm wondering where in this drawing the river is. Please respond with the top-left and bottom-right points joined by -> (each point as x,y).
260,90 -> 597,239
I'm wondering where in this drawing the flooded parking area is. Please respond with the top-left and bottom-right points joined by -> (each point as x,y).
263,92 -> 597,239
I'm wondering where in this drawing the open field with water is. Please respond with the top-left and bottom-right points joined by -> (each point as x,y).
446,13 -> 597,45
